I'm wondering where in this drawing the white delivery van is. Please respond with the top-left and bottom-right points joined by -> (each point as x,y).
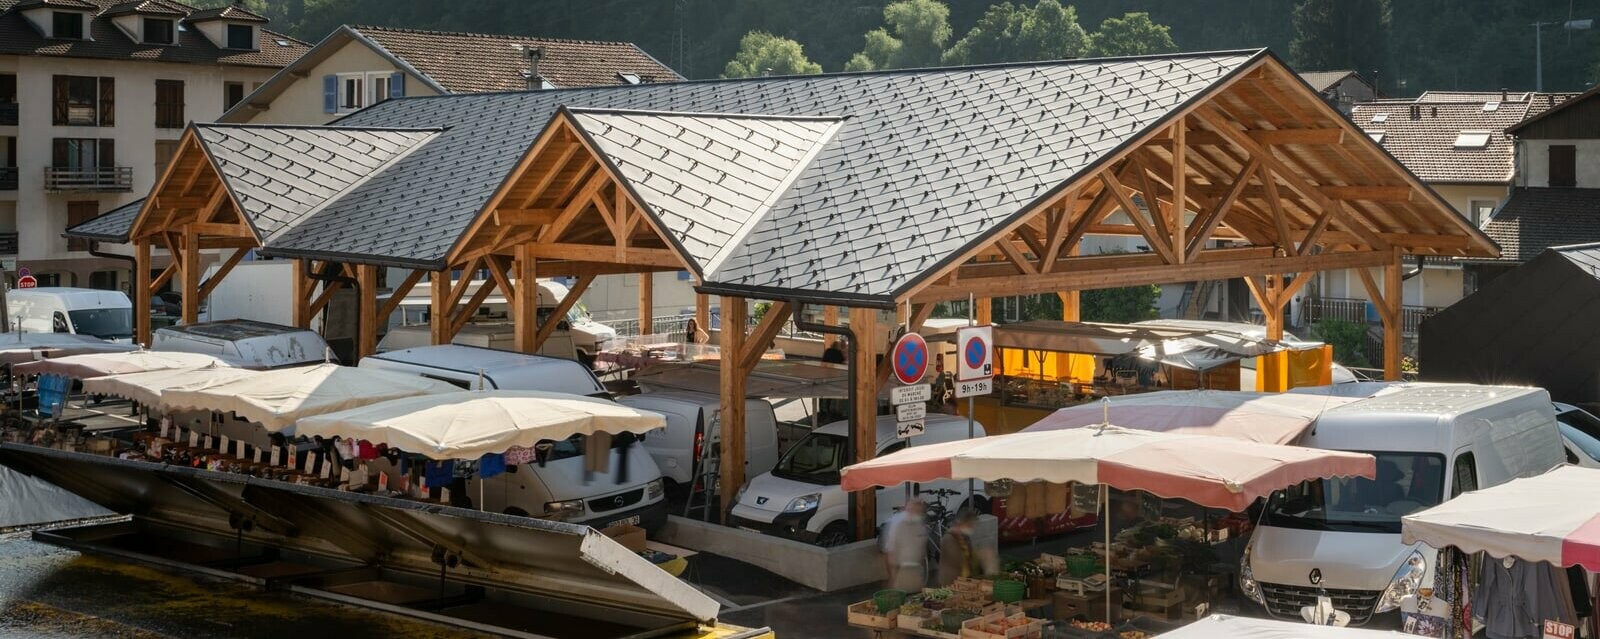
375,323 -> 578,361
152,319 -> 329,368
617,391 -> 780,491
729,414 -> 987,547
359,345 -> 668,532
1240,384 -> 1565,626
6,288 -> 134,342
381,279 -> 616,364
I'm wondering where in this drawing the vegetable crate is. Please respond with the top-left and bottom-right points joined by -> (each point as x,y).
960,612 -> 1045,639
847,600 -> 898,629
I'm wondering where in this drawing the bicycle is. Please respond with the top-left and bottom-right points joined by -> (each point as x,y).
921,487 -> 962,581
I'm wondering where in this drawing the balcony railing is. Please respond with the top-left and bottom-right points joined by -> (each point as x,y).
1303,296 -> 1368,325
0,167 -> 15,191
44,166 -> 133,192
1403,305 -> 1443,335
0,103 -> 15,126
0,233 -> 16,256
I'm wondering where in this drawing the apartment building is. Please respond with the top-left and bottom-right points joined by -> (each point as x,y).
0,0 -> 307,289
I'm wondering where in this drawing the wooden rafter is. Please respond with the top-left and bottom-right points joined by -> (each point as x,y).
533,274 -> 594,349
739,301 -> 794,376
1184,158 -> 1259,262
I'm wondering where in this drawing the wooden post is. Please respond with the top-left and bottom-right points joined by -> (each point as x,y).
719,296 -> 748,515
1264,274 -> 1285,341
1059,292 -> 1080,322
694,294 -> 710,343
430,270 -> 451,345
291,259 -> 311,328
1383,251 -> 1402,380
514,245 -> 538,353
134,240 -> 151,346
638,273 -> 654,335
849,305 -> 879,540
975,297 -> 992,325
356,264 -> 378,359
180,225 -> 199,325
822,305 -> 839,348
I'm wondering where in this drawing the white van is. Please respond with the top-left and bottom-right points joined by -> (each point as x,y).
358,345 -> 668,532
382,279 -> 617,363
375,324 -> 578,361
729,414 -> 987,547
617,391 -> 780,491
152,319 -> 330,368
1240,384 -> 1565,626
6,288 -> 134,342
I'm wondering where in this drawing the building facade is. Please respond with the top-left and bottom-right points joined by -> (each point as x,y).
0,0 -> 306,289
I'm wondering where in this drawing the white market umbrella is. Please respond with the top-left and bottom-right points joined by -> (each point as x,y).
158,363 -> 460,434
0,332 -> 137,365
13,350 -> 236,379
294,391 -> 666,460
1403,465 -> 1600,571
1156,614 -> 1410,637
81,365 -> 259,406
1025,390 -> 1361,445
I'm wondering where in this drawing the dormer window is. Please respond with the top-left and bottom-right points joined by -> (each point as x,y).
143,18 -> 174,45
226,24 -> 255,50
52,11 -> 84,39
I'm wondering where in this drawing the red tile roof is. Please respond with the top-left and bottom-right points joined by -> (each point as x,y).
1481,188 -> 1600,262
0,0 -> 309,68
1353,97 -> 1542,184
352,25 -> 681,92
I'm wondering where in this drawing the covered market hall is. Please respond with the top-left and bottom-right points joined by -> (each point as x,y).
69,48 -> 1497,539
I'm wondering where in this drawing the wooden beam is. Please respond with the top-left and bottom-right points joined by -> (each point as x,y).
135,241 -> 151,346
356,264 -> 379,359
306,279 -> 343,323
528,243 -> 685,268
513,245 -> 538,353
719,296 -> 748,516
450,274 -> 499,338
197,248 -> 248,301
430,270 -> 451,345
149,262 -> 177,294
493,208 -> 561,227
638,272 -> 654,335
916,249 -> 1394,303
849,305 -> 879,540
180,225 -> 200,325
516,141 -> 582,209
975,297 -> 992,325
1101,170 -> 1175,264
1249,128 -> 1345,146
1262,168 -> 1293,253
534,274 -> 592,351
197,238 -> 260,250
1039,196 -> 1075,267
483,254 -> 517,314
1184,158 -> 1259,262
740,301 -> 793,376
541,172 -> 611,242
994,233 -> 1039,275
1171,120 -> 1187,264
1195,184 -> 1413,202
292,259 -> 311,328
1382,250 -> 1402,380
378,270 -> 427,323
443,256 -> 483,315
821,304 -> 838,348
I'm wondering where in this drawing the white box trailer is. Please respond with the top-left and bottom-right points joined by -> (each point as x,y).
199,260 -> 295,327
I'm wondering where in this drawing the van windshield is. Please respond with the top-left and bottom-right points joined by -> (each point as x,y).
1266,452 -> 1444,534
68,308 -> 133,340
772,432 -> 846,485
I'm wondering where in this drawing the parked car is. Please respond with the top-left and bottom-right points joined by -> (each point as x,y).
1240,384 -> 1565,626
729,414 -> 987,547
375,323 -> 579,361
617,390 -> 780,493
1556,402 -> 1600,468
152,319 -> 329,368
358,344 -> 668,533
6,287 -> 134,343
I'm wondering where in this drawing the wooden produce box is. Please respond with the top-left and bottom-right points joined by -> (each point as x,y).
961,611 -> 1044,639
954,577 -> 995,596
847,600 -> 898,630
1052,587 -> 1123,624
1127,582 -> 1187,620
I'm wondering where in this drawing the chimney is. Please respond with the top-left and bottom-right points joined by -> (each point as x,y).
1410,104 -> 1420,120
1501,87 -> 1508,102
521,46 -> 545,90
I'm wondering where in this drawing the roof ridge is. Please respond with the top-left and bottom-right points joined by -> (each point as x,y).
381,47 -> 1267,104
564,106 -> 844,122
194,122 -> 445,133
350,24 -> 643,48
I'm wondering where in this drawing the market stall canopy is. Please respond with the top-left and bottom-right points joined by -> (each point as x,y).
293,391 -> 666,460
1402,465 -> 1600,571
82,365 -> 259,406
1025,391 -> 1361,445
158,363 -> 459,434
0,333 -> 137,365
633,360 -> 850,399
839,425 -> 1374,511
990,321 -> 1202,356
14,351 -> 237,379
1155,614 -> 1410,637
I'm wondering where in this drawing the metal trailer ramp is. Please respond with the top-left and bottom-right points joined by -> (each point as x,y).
0,443 -> 762,639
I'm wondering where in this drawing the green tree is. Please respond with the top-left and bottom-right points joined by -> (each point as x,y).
943,0 -> 1086,65
1308,319 -> 1370,368
845,0 -> 951,71
1081,286 -> 1161,323
1289,0 -> 1391,78
1084,12 -> 1178,58
723,31 -> 823,78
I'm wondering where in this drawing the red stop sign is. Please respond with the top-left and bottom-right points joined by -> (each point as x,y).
17,275 -> 36,289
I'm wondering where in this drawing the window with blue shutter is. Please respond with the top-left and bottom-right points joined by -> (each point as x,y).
389,72 -> 404,99
322,75 -> 337,114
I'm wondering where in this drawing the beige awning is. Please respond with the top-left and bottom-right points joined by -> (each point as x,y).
158,363 -> 459,434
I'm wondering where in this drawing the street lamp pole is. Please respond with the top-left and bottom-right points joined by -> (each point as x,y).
1534,19 -> 1594,92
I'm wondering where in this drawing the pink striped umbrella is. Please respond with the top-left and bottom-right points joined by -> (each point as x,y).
839,425 -> 1374,512
1404,465 -> 1600,570
1025,390 -> 1363,445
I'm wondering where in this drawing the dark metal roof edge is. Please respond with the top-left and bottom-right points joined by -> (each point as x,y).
560,106 -> 707,281
693,282 -> 895,309
255,245 -> 444,271
886,49 -> 1273,303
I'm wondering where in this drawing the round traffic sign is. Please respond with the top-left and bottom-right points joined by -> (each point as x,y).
964,335 -> 987,370
891,332 -> 928,386
15,267 -> 29,278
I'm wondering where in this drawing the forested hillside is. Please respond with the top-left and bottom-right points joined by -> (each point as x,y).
198,0 -> 1600,94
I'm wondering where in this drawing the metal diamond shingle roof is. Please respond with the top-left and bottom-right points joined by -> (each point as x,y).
568,109 -> 843,275
194,124 -> 440,243
271,50 -> 1259,301
67,197 -> 143,242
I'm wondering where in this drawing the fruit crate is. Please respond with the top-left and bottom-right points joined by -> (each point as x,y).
847,600 -> 898,629
961,611 -> 1045,639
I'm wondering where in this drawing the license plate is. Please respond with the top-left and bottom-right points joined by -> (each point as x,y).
609,515 -> 640,527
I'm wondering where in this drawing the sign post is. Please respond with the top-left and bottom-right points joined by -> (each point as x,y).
959,294 -> 998,499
